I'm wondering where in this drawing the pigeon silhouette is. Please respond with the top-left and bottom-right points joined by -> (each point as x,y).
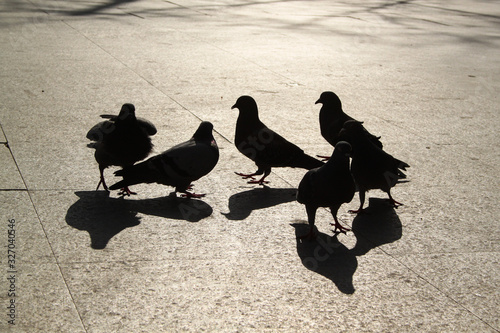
109,121 -> 219,198
86,103 -> 156,195
232,95 -> 323,185
297,141 -> 355,239
315,91 -> 382,159
339,120 -> 409,213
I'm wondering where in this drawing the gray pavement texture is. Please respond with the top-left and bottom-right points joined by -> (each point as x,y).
0,0 -> 499,332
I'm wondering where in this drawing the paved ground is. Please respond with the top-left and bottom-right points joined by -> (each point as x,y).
1,0 -> 499,332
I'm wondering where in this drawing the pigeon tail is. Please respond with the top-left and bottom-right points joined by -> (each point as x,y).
290,153 -> 324,170
395,159 -> 410,179
109,161 -> 157,190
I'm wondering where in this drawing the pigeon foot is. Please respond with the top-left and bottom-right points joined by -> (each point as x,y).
118,187 -> 136,196
234,172 -> 256,180
330,221 -> 350,236
247,179 -> 270,185
180,191 -> 206,199
316,154 -> 331,162
389,197 -> 404,208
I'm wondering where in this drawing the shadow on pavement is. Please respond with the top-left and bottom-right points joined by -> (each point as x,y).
291,197 -> 402,294
291,224 -> 357,295
350,198 -> 403,256
66,191 -> 212,249
222,186 -> 297,220
69,0 -> 138,16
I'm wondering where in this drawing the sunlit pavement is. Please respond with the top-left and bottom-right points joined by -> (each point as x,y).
0,1 -> 499,331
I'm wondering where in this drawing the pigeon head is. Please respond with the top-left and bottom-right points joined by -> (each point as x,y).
231,95 -> 258,115
315,91 -> 342,109
325,141 -> 352,163
334,141 -> 352,157
338,120 -> 364,143
342,120 -> 364,132
117,103 -> 136,122
193,121 -> 214,140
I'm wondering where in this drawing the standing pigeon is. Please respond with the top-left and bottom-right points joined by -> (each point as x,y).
86,103 -> 156,195
315,91 -> 382,157
232,95 -> 323,185
339,120 -> 409,213
109,121 -> 219,198
297,141 -> 355,239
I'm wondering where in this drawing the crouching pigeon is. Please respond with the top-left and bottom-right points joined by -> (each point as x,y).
296,141 -> 355,239
339,120 -> 409,213
86,103 -> 157,195
231,95 -> 323,185
315,91 -> 382,159
109,121 -> 219,198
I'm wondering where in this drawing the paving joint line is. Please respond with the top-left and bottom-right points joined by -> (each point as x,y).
59,18 -> 234,145
2,120 -> 89,333
376,246 -> 498,331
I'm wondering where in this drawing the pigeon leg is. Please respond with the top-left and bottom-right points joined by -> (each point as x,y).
247,169 -> 271,185
236,167 -> 265,182
316,154 -> 331,162
234,172 -> 257,180
330,215 -> 350,236
180,191 -> 206,199
349,190 -> 366,214
96,166 -> 109,191
118,187 -> 137,196
299,205 -> 317,240
388,191 -> 403,208
179,184 -> 206,198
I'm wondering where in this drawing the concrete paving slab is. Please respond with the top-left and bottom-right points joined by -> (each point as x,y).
0,143 -> 26,190
395,252 -> 500,330
0,192 -> 55,264
0,263 -> 85,333
0,192 -> 84,332
59,255 -> 496,332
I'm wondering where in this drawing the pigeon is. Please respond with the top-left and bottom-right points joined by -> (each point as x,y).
338,120 -> 409,213
109,121 -> 219,198
231,95 -> 324,185
315,91 -> 382,159
86,103 -> 156,195
296,141 -> 355,239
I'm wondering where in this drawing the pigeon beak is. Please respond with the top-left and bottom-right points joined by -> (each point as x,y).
231,104 -> 237,110
315,99 -> 321,104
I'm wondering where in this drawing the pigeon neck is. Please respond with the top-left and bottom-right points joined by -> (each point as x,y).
117,114 -> 136,124
237,108 -> 260,125
326,152 -> 347,166
193,130 -> 213,141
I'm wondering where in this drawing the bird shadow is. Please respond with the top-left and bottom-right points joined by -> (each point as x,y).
290,197 -> 403,294
350,197 -> 403,256
66,191 -> 213,249
222,186 -> 297,220
291,224 -> 357,294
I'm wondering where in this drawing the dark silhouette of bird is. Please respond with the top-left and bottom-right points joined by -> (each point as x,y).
296,141 -> 355,239
315,91 -> 382,159
109,121 -> 219,198
231,95 -> 324,185
339,120 -> 409,213
86,103 -> 156,195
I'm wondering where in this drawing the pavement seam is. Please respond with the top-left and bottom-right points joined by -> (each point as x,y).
1,123 -> 90,333
376,246 -> 499,331
59,18 -> 235,146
